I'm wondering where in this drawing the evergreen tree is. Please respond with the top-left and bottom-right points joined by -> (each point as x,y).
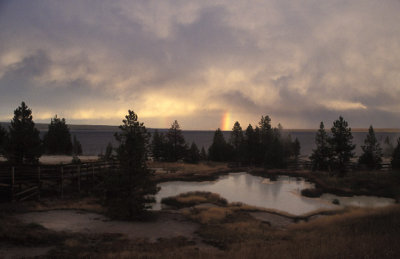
0,124 -> 7,156
151,130 -> 166,161
310,122 -> 332,171
244,124 -> 256,165
383,136 -> 394,158
208,128 -> 232,162
5,102 -> 42,164
264,124 -> 280,168
253,126 -> 263,164
105,110 -> 158,219
330,116 -> 355,173
230,121 -> 244,163
43,115 -> 73,155
165,120 -> 186,162
259,115 -> 274,166
358,126 -> 383,169
200,146 -> 207,161
184,142 -> 200,164
292,137 -> 301,160
72,135 -> 83,155
269,134 -> 286,168
391,138 -> 400,170
103,142 -> 114,161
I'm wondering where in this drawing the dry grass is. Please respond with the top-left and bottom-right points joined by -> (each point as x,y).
150,161 -> 228,173
183,207 -> 234,224
253,168 -> 400,200
161,191 -> 228,208
310,170 -> 400,200
150,161 -> 230,182
31,196 -> 105,213
221,205 -> 400,258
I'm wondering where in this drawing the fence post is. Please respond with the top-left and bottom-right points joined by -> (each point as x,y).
92,164 -> 95,189
78,165 -> 81,193
38,167 -> 41,200
61,166 -> 64,199
11,167 -> 15,202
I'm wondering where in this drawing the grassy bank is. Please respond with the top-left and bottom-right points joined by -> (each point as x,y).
161,191 -> 228,208
222,205 -> 400,258
249,168 -> 400,201
150,161 -> 245,182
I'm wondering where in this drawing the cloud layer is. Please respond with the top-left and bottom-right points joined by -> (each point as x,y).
1,0 -> 400,129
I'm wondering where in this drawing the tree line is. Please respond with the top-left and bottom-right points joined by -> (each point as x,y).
309,116 -> 400,174
150,115 -> 301,169
0,102 -> 82,165
207,117 -> 301,168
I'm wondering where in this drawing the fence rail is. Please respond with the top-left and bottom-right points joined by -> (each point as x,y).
0,160 -> 119,202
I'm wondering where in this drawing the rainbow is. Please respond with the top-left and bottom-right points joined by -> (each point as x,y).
221,112 -> 231,131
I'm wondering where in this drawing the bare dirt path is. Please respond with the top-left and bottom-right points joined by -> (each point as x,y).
249,211 -> 295,228
17,210 -> 199,242
0,245 -> 53,259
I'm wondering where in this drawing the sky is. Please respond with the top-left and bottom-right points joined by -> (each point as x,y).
0,0 -> 400,130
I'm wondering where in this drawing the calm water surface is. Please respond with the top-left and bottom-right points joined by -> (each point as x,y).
153,173 -> 395,215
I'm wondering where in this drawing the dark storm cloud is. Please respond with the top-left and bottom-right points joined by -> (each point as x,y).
0,0 -> 400,129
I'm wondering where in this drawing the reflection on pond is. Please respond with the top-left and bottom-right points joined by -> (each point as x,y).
153,173 -> 396,215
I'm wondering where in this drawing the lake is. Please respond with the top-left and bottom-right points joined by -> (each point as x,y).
152,173 -> 395,215
61,129 -> 400,156
2,122 -> 399,156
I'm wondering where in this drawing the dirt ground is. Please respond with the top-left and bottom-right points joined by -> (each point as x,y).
16,210 -> 199,242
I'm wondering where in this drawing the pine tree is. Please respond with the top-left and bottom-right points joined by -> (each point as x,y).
106,110 -> 158,219
292,137 -> 301,160
253,126 -> 263,164
44,115 -> 73,155
310,122 -> 332,171
185,142 -> 200,164
5,102 -> 42,164
200,146 -> 207,161
259,115 -> 274,167
230,121 -> 244,163
165,120 -> 186,162
358,126 -> 383,169
0,124 -> 7,157
208,128 -> 232,162
104,142 -> 114,161
151,130 -> 166,161
244,124 -> 256,165
383,136 -> 394,158
72,135 -> 83,155
330,116 -> 355,174
391,138 -> 400,170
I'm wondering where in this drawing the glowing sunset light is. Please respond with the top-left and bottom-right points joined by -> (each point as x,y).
221,112 -> 231,131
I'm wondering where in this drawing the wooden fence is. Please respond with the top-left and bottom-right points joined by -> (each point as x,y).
0,161 -> 119,202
